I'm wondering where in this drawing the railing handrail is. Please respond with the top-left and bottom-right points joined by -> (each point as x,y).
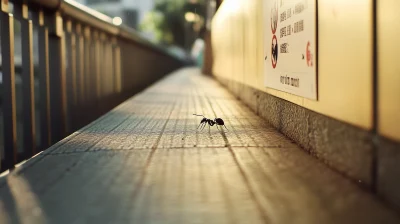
60,0 -> 117,33
28,0 -> 62,10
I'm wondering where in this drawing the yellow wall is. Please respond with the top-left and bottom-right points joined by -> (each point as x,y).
378,0 -> 400,141
212,0 -> 374,130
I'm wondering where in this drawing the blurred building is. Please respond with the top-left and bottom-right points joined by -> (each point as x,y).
75,0 -> 154,29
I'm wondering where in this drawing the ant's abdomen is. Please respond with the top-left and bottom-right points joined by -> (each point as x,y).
215,118 -> 224,125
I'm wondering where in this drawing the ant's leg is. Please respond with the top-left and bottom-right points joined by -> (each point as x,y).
197,122 -> 203,130
224,125 -> 228,130
201,123 -> 207,130
216,125 -> 220,131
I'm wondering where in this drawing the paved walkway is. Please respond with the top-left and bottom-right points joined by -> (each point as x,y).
0,68 -> 399,223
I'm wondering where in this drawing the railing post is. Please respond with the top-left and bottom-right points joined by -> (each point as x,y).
71,32 -> 78,106
75,23 -> 85,127
38,10 -> 52,149
84,26 -> 91,104
47,11 -> 67,144
92,30 -> 102,116
112,38 -> 121,94
99,33 -> 106,99
1,1 -> 17,170
106,39 -> 114,96
71,28 -> 78,130
93,31 -> 101,99
76,23 -> 85,108
64,19 -> 76,133
20,2 -> 36,158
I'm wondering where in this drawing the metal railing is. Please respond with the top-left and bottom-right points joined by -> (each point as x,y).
0,0 -> 185,171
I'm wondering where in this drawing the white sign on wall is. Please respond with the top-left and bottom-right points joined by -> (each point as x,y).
264,0 -> 317,100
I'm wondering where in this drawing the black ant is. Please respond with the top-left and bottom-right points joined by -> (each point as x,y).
193,114 -> 228,131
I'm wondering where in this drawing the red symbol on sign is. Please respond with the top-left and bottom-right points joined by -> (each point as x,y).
271,35 -> 278,68
306,41 -> 313,67
270,1 -> 278,34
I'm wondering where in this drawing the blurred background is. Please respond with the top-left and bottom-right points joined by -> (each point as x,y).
74,0 -> 208,66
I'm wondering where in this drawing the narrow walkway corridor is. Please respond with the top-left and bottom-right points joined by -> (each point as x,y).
0,68 -> 398,224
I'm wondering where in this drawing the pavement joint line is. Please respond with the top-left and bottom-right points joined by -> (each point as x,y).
210,98 -> 246,145
210,147 -> 237,223
129,99 -> 178,208
90,103 -> 159,151
34,157 -> 83,195
217,99 -> 260,146
44,109 -> 121,155
0,113 -> 132,184
118,104 -> 166,149
205,94 -> 271,223
182,97 -> 189,148
151,101 -> 178,150
226,142 -> 271,223
41,145 -> 300,156
82,114 -> 133,153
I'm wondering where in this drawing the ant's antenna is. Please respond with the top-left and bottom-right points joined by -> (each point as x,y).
193,114 -> 205,118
